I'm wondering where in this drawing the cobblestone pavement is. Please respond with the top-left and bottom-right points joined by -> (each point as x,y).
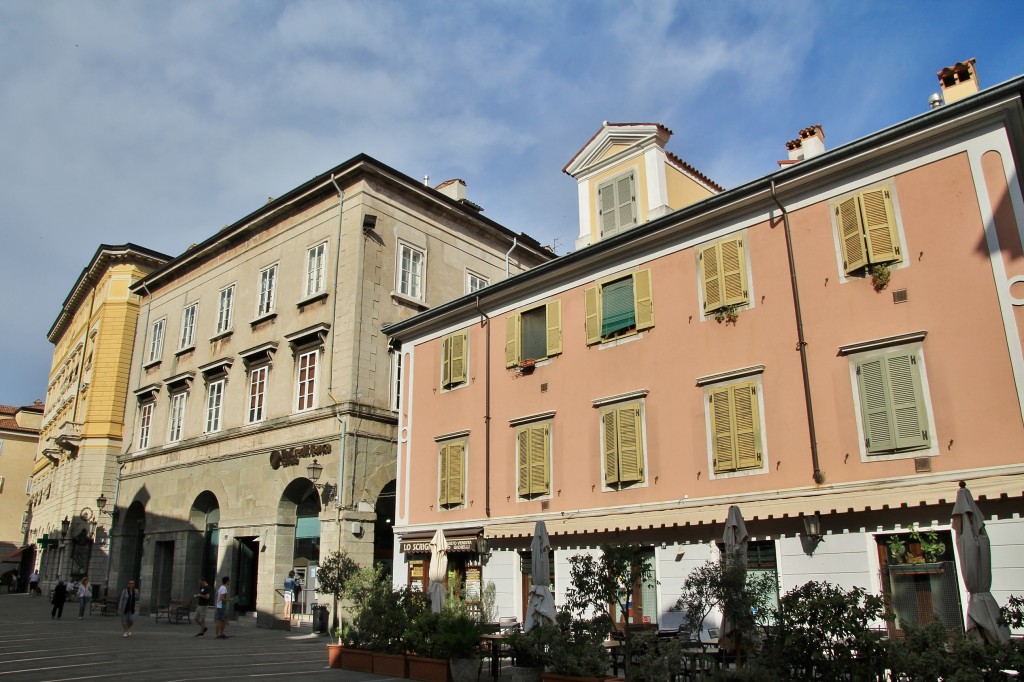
0,593 -> 390,681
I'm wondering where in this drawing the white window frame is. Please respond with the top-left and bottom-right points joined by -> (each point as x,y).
389,351 -> 402,412
305,241 -> 328,297
148,318 -> 166,363
205,379 -> 225,433
257,264 -> 278,317
829,180 -> 910,284
593,390 -> 650,492
467,270 -> 489,294
699,368 -> 770,481
247,365 -> 268,424
295,349 -> 318,412
397,242 -> 426,301
168,391 -> 187,443
180,303 -> 198,349
216,285 -> 235,335
138,402 -> 154,449
510,413 -> 555,502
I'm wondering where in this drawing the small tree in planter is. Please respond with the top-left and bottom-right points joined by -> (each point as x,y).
507,621 -> 556,682
435,609 -> 484,682
545,610 -> 609,680
316,549 -> 359,636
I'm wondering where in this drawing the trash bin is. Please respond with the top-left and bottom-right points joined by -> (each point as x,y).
311,603 -> 329,634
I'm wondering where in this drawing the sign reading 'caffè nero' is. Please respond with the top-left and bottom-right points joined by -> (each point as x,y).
269,443 -> 332,469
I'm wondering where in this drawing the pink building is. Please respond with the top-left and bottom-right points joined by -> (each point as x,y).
385,68 -> 1024,637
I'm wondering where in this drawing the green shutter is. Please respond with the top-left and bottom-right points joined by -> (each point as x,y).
450,331 -> 467,386
616,172 -> 636,229
700,243 -> 723,312
633,269 -> 654,331
721,236 -> 748,307
529,425 -> 550,494
599,179 -> 618,236
617,405 -> 644,483
733,382 -> 762,470
438,444 -> 449,505
886,354 -> 929,451
837,196 -> 867,274
584,286 -> 601,345
441,336 -> 452,388
505,313 -> 521,367
861,188 -> 901,265
448,442 -> 465,504
710,387 -> 737,473
517,429 -> 530,497
602,277 -> 635,336
602,408 -> 619,485
546,301 -> 562,357
857,357 -> 896,453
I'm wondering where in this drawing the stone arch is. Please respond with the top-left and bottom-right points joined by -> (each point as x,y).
187,491 -> 221,585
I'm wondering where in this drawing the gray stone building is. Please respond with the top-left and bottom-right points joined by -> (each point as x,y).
112,155 -> 552,627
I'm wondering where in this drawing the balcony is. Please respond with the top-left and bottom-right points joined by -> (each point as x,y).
54,421 -> 82,452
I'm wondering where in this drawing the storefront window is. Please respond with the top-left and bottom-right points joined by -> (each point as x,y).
876,530 -> 962,638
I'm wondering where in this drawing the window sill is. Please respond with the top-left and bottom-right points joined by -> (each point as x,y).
297,291 -> 329,308
175,345 -> 195,357
390,291 -> 427,310
142,359 -> 162,371
209,329 -> 233,343
595,330 -> 644,349
250,312 -> 278,327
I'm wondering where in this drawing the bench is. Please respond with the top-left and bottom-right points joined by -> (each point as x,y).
91,597 -> 118,616
155,599 -> 193,624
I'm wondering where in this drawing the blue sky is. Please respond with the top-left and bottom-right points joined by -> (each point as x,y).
2,1 -> 1022,405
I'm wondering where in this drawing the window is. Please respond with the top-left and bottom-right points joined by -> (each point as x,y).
216,285 -> 234,334
180,303 -> 198,349
584,269 -> 654,344
438,439 -> 466,508
389,352 -> 402,411
205,379 -> 225,433
398,243 -> 425,300
257,264 -> 277,316
600,401 -> 645,487
598,170 -> 637,238
138,402 -> 154,449
505,302 -> 562,366
835,184 -> 902,276
467,271 -> 489,294
855,351 -> 930,455
248,365 -> 268,423
441,330 -> 469,389
168,392 -> 187,443
296,349 -> 317,412
699,235 -> 749,315
305,242 -> 328,297
708,380 -> 764,475
516,423 -> 550,499
148,319 -> 165,363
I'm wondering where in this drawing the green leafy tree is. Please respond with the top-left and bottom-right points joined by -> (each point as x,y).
316,549 -> 359,633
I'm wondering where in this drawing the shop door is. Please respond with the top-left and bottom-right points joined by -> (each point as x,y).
153,541 -> 174,607
235,537 -> 259,615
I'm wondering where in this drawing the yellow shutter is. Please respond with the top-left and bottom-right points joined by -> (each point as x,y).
546,301 -> 562,357
837,196 -> 867,274
602,408 -> 619,484
633,269 -> 654,331
505,314 -> 520,367
448,442 -> 465,504
441,336 -> 452,388
450,330 -> 467,385
720,236 -> 748,307
733,382 -> 762,470
438,444 -> 449,505
516,429 -> 530,497
529,425 -> 549,494
699,242 -> 723,311
616,404 -> 644,483
584,286 -> 601,345
710,387 -> 737,473
860,187 -> 901,265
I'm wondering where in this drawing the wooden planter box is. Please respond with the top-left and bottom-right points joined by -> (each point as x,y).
339,647 -> 374,672
327,644 -> 345,669
890,562 -> 947,576
373,652 -> 409,677
408,656 -> 451,682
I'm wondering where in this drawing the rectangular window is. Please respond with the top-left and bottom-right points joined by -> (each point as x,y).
148,319 -> 165,363
248,365 -> 268,423
700,235 -> 749,315
216,285 -> 234,334
205,379 -> 225,433
138,402 -> 154,449
467,271 -> 489,294
389,352 -> 402,411
598,170 -> 637,238
835,185 -> 902,275
305,242 -> 328,297
438,440 -> 466,508
296,349 -> 317,412
441,330 -> 469,389
505,302 -> 562,367
600,401 -> 645,487
398,243 -> 425,300
856,351 -> 930,454
168,392 -> 187,443
584,269 -> 654,344
180,303 -> 198,349
709,380 -> 763,475
258,265 -> 277,316
516,423 -> 550,499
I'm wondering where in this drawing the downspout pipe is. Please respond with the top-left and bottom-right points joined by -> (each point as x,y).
475,296 -> 491,517
504,237 -> 518,279
770,180 -> 825,485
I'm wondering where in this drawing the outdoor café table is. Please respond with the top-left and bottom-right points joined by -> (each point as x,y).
480,632 -> 510,680
678,641 -> 719,681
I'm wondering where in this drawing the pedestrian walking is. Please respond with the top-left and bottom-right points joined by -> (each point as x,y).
117,579 -> 139,638
214,576 -> 234,639
28,570 -> 40,596
77,575 -> 92,618
283,570 -> 296,620
50,580 -> 67,619
193,577 -> 210,637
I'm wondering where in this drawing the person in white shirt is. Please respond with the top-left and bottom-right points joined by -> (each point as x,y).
214,576 -> 234,639
77,575 -> 91,618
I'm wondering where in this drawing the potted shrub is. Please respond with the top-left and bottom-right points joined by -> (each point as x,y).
317,550 -> 359,669
435,609 -> 483,682
544,611 -> 609,682
406,610 -> 451,682
507,622 -> 555,682
352,575 -> 425,677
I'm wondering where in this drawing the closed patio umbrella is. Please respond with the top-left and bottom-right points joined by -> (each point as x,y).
428,528 -> 448,614
524,521 -> 556,631
720,505 -> 749,653
951,481 -> 1010,644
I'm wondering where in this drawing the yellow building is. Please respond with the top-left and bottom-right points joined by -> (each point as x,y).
29,244 -> 168,593
0,401 -> 43,582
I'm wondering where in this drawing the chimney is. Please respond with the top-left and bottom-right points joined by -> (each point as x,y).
434,178 -> 483,212
779,124 -> 825,166
936,59 -> 979,105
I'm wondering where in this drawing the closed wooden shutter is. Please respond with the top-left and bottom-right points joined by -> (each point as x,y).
857,358 -> 895,453
546,301 -> 562,357
710,387 -> 737,473
438,444 -> 449,505
859,353 -> 929,454
505,314 -> 521,368
837,196 -> 867,274
733,382 -> 762,470
720,236 -> 748,307
441,336 -> 452,387
860,188 -> 901,265
448,441 -> 465,504
584,286 -> 602,345
450,331 -> 467,385
616,173 -> 636,230
633,269 -> 654,331
602,408 -> 619,485
529,425 -> 550,494
599,179 -> 618,236
517,429 -> 530,497
616,405 -> 644,483
700,243 -> 723,311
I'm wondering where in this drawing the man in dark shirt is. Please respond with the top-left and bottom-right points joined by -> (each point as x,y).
194,577 -> 211,636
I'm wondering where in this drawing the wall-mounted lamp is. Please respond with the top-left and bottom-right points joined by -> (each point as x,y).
476,538 -> 489,555
307,459 -> 337,503
801,512 -> 824,555
60,516 -> 71,537
96,494 -> 119,521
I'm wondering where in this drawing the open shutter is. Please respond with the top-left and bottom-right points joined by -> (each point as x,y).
733,383 -> 762,470
633,269 -> 654,331
602,408 -> 619,485
529,425 -> 549,495
450,331 -> 467,386
584,286 -> 602,345
617,405 -> 644,484
710,387 -> 737,473
546,301 -> 562,357
441,336 -> 452,388
438,444 -> 449,506
516,429 -> 530,497
616,172 -> 636,229
448,442 -> 465,504
861,188 -> 901,265
886,354 -> 929,451
858,358 -> 895,453
700,243 -> 723,311
599,180 -> 618,236
505,314 -> 521,367
837,196 -> 867,274
721,236 -> 748,306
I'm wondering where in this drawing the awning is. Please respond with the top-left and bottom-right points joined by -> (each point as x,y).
400,527 -> 483,554
0,545 -> 32,564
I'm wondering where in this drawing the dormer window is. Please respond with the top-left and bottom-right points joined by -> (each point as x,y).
598,171 -> 637,238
